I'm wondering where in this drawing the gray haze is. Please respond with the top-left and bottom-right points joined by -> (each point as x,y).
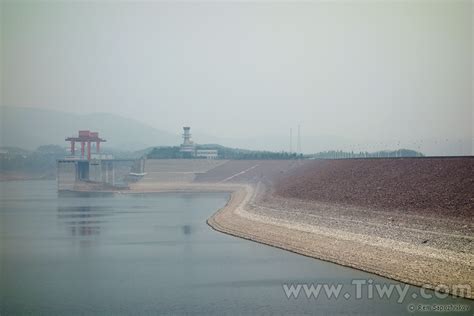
1,1 -> 472,155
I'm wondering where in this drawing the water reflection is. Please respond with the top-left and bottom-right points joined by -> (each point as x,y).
182,224 -> 192,235
57,205 -> 105,237
57,191 -> 114,198
69,224 -> 101,236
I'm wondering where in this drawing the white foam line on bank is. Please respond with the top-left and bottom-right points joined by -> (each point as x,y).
250,204 -> 474,241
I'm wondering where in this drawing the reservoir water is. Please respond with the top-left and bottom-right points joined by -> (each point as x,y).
0,181 -> 471,315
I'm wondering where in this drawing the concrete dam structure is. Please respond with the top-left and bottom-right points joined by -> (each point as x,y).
57,130 -> 145,192
57,158 -> 145,191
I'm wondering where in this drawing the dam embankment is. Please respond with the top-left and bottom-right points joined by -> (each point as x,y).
133,158 -> 474,298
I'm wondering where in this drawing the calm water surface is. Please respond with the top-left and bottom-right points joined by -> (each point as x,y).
0,181 -> 471,315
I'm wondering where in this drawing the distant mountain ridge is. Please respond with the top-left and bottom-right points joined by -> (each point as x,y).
0,106 -> 180,150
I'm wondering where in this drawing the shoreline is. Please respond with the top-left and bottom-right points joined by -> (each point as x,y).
117,181 -> 473,299
9,177 -> 473,299
204,183 -> 473,299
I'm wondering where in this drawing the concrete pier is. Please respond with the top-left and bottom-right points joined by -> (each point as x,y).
57,158 -> 144,192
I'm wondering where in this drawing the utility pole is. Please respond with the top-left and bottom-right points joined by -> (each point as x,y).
289,128 -> 293,153
297,124 -> 301,154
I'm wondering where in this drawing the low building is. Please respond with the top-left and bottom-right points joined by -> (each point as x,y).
196,149 -> 218,159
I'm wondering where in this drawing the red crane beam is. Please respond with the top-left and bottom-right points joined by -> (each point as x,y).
65,130 -> 106,159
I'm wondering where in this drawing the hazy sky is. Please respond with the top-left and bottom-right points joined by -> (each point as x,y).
1,1 -> 472,154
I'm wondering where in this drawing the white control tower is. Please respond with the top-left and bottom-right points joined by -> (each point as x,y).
180,126 -> 195,154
